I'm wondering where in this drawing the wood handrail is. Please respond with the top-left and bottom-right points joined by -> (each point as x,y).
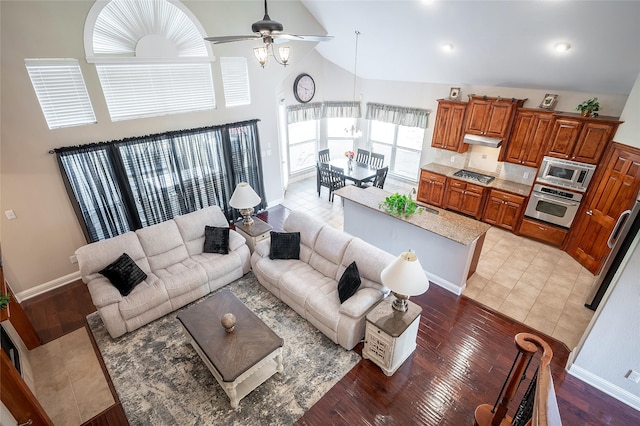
474,333 -> 555,426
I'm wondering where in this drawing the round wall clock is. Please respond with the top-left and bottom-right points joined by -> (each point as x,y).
293,73 -> 315,103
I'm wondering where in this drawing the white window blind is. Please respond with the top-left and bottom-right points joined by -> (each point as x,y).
25,59 -> 96,129
220,57 -> 250,107
96,63 -> 216,121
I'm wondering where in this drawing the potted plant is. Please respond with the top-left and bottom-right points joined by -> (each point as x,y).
576,97 -> 600,117
0,291 -> 10,310
379,193 -> 421,217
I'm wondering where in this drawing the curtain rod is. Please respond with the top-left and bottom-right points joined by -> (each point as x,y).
49,119 -> 261,154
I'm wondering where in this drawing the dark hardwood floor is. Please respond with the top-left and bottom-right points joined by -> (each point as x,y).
20,205 -> 640,425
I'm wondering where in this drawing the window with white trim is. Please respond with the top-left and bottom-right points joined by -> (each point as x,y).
220,57 -> 251,107
369,120 -> 424,180
25,59 -> 96,129
287,120 -> 318,174
85,0 -> 215,122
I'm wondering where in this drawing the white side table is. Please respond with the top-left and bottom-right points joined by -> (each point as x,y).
362,297 -> 422,376
234,217 -> 272,253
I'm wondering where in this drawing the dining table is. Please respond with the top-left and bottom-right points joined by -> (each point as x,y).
329,158 -> 378,187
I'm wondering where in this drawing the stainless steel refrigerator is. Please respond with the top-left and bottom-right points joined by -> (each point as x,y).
585,194 -> 640,310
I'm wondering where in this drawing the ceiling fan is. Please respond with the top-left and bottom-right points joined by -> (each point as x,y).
204,0 -> 333,67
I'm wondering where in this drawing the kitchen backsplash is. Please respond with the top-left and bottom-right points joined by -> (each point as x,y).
434,146 -> 537,186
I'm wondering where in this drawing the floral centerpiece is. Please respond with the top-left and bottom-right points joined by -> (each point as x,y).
345,150 -> 355,160
379,193 -> 421,217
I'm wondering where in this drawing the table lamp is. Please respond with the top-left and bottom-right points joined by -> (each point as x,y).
380,250 -> 429,312
229,182 -> 261,226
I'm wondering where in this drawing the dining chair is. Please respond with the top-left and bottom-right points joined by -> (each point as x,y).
318,148 -> 330,163
369,152 -> 384,169
317,162 -> 345,202
363,166 -> 389,189
355,149 -> 370,164
372,166 -> 389,189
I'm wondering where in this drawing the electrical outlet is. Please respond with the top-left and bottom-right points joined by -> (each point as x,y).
626,370 -> 640,383
523,172 -> 530,179
4,210 -> 16,220
450,156 -> 455,163
70,255 -> 78,264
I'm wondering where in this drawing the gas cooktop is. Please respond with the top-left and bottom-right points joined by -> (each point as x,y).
453,169 -> 496,185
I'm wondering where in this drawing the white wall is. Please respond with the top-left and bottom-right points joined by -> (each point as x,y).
614,73 -> 640,148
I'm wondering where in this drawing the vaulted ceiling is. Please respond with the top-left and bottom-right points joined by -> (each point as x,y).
297,0 -> 640,95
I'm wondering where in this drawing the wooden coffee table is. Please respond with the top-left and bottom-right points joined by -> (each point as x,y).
177,289 -> 284,409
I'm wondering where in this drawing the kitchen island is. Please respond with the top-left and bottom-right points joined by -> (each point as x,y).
334,186 -> 490,295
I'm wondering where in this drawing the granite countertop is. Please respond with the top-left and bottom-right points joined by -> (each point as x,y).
334,186 -> 490,246
420,163 -> 532,196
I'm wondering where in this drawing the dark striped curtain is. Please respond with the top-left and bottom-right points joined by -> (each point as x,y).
54,120 -> 265,243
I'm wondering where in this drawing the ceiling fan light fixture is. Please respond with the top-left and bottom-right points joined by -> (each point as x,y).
554,42 -> 571,53
278,46 -> 290,65
254,46 -> 269,67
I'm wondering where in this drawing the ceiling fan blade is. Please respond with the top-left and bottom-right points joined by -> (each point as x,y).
204,35 -> 261,44
288,35 -> 334,42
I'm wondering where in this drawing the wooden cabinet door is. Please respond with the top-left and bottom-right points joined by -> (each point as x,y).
444,103 -> 467,151
501,200 -> 523,231
461,184 -> 485,218
431,103 -> 453,149
522,113 -> 553,167
484,102 -> 513,138
418,171 -> 446,207
566,143 -> 640,274
504,110 -> 534,164
444,179 -> 465,211
431,101 -> 468,153
482,196 -> 502,225
547,118 -> 581,159
465,100 -> 491,135
572,122 -> 613,164
428,178 -> 446,206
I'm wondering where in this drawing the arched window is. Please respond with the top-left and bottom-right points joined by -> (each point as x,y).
84,0 -> 216,121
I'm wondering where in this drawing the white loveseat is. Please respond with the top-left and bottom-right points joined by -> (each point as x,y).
76,206 -> 250,338
251,210 -> 395,350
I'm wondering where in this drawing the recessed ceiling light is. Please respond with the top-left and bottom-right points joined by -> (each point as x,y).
442,43 -> 454,52
554,42 -> 571,53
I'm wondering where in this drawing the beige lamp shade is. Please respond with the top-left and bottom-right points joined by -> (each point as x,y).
229,182 -> 261,209
380,251 -> 429,302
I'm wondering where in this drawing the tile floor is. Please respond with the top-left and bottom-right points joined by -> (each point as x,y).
283,174 -> 595,350
28,327 -> 114,424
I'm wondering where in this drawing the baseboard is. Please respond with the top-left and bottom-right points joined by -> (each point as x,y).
428,272 -> 465,296
15,271 -> 82,302
568,364 -> 640,411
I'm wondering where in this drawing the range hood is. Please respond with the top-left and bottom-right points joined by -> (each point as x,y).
463,133 -> 502,148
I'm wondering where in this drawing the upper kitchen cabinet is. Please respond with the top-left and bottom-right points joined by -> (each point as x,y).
546,114 -> 623,165
431,100 -> 468,153
464,96 -> 526,140
504,109 -> 554,168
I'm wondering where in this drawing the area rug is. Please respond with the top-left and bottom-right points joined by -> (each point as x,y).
87,273 -> 361,425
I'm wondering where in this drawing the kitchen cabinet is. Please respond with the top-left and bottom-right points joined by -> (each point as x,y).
444,178 -> 486,219
519,218 -> 568,247
417,170 -> 447,207
565,143 -> 640,274
482,189 -> 526,231
431,100 -> 468,153
546,115 -> 622,165
464,96 -> 526,139
504,109 -> 554,167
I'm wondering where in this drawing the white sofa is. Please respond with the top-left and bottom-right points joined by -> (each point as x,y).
76,206 -> 250,338
251,210 -> 395,350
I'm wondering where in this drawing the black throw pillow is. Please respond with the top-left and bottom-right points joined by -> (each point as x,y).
269,231 -> 301,260
338,261 -> 361,303
204,226 -> 230,254
99,253 -> 147,297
